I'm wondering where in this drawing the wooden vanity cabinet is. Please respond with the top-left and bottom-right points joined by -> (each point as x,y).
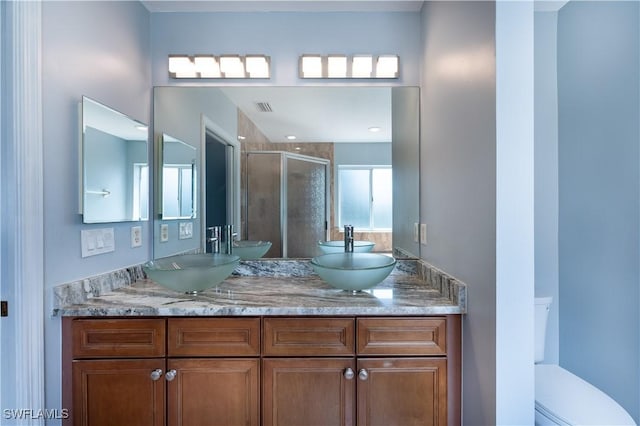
262,318 -> 356,426
262,316 -> 460,426
67,318 -> 166,426
165,318 -> 260,426
64,317 -> 261,426
64,315 -> 460,426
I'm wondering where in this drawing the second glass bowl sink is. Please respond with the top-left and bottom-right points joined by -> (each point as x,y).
143,253 -> 240,294
231,240 -> 272,259
310,252 -> 397,291
317,240 -> 375,254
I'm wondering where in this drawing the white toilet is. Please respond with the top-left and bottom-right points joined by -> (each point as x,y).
535,297 -> 636,425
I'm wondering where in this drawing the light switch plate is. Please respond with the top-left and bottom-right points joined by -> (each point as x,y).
81,228 -> 115,257
160,224 -> 169,242
131,226 -> 142,248
179,222 -> 193,240
420,223 -> 427,246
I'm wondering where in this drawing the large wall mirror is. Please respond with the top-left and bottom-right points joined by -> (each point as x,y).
153,86 -> 419,260
80,96 -> 149,223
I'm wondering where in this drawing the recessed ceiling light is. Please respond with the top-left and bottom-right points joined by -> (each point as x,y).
368,126 -> 381,133
295,147 -> 302,151
237,135 -> 246,140
286,135 -> 297,140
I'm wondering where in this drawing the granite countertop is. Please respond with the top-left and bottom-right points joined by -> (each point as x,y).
53,259 -> 466,317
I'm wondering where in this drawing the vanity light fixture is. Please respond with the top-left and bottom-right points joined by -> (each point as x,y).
299,54 -> 399,79
168,54 -> 270,79
351,55 -> 373,78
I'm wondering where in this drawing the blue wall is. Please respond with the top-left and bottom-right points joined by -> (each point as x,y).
420,2 -> 500,423
558,1 -> 640,420
534,10 -> 560,365
42,0 -> 151,418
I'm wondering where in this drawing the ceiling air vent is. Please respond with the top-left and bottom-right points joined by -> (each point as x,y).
255,102 -> 273,112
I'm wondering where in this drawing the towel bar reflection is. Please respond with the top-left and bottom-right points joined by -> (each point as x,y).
86,189 -> 111,197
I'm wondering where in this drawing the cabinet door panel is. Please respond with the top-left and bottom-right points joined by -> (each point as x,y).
167,358 -> 259,426
72,318 -> 166,358
168,317 -> 260,356
72,359 -> 165,426
263,318 -> 355,356
263,358 -> 355,426
357,358 -> 447,426
357,317 -> 446,356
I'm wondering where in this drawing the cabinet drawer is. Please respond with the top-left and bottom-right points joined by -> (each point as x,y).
72,318 -> 166,358
357,317 -> 446,356
168,318 -> 260,356
263,318 -> 355,356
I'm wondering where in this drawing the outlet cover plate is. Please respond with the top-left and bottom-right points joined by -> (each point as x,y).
131,226 -> 142,248
420,223 -> 427,246
160,224 -> 169,242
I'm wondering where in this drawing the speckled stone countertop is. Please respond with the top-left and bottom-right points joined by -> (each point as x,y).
53,259 -> 466,317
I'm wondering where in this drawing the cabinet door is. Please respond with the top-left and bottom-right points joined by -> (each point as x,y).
357,358 -> 447,426
166,358 -> 259,426
262,358 -> 356,426
72,359 -> 165,426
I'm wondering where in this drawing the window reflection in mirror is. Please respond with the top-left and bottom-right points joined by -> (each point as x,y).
338,166 -> 392,231
161,134 -> 197,219
81,96 -> 149,223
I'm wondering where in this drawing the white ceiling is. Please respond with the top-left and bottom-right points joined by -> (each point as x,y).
220,87 -> 392,143
142,1 -> 424,13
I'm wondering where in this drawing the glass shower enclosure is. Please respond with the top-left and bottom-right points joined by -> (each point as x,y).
245,151 -> 330,258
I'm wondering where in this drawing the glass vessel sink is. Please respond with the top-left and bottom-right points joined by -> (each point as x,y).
310,253 -> 396,291
143,253 -> 240,294
231,240 -> 272,259
317,240 -> 375,254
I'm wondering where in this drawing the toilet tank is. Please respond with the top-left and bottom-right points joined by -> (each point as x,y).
535,297 -> 553,363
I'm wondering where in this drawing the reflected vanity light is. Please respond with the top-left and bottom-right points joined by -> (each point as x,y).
168,54 -> 270,79
299,54 -> 399,79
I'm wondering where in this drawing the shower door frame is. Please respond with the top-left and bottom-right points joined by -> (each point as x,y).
246,151 -> 331,258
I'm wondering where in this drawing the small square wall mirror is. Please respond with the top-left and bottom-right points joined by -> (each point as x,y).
80,96 -> 149,223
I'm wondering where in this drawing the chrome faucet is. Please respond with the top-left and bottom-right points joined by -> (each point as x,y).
344,225 -> 354,252
224,224 -> 238,255
207,226 -> 222,254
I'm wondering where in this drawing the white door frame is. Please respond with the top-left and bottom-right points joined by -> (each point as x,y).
0,1 -> 46,424
200,115 -> 241,247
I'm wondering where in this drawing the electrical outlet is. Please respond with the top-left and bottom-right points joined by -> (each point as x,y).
414,223 -> 419,243
420,223 -> 427,246
160,224 -> 169,242
131,226 -> 142,248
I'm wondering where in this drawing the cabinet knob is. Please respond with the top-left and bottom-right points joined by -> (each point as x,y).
343,368 -> 355,380
150,369 -> 163,381
358,369 -> 369,381
165,369 -> 177,381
